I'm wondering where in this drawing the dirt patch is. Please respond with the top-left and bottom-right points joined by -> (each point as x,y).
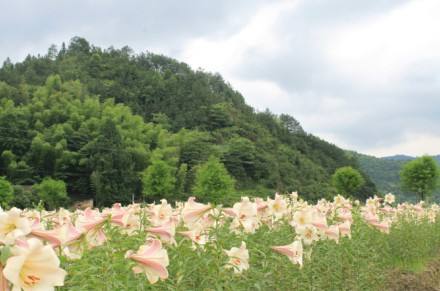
387,259 -> 440,291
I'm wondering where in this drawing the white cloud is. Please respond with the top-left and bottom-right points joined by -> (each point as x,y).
179,0 -> 297,74
326,0 -> 440,87
365,133 -> 440,157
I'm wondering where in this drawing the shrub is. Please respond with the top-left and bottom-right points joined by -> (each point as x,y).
193,156 -> 235,204
141,159 -> 176,201
332,166 -> 365,197
34,177 -> 69,209
11,185 -> 38,209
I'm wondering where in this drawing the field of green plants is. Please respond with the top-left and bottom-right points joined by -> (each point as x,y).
1,193 -> 440,290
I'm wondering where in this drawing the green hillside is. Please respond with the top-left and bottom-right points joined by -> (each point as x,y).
0,37 -> 376,207
350,152 -> 440,202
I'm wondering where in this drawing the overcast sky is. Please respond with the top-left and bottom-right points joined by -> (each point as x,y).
1,0 -> 440,157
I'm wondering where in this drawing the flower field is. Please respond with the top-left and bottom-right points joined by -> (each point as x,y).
1,193 -> 440,290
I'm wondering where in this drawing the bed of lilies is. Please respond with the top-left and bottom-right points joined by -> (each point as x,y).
1,192 -> 440,290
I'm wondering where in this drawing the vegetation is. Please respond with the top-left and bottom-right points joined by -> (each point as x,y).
192,155 -> 236,203
0,37 -> 376,207
400,156 -> 440,201
34,177 -> 69,209
331,166 -> 365,197
0,176 -> 14,208
1,194 -> 440,290
350,152 -> 440,202
141,157 -> 177,201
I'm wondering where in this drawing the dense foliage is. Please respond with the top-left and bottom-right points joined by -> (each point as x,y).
0,176 -> 13,208
0,37 -> 376,206
331,166 -> 365,197
192,156 -> 236,204
33,177 -> 69,210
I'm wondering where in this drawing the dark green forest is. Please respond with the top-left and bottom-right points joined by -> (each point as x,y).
0,37 -> 376,207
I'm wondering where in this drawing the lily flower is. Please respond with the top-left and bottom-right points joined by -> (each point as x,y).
179,227 -> 209,247
125,239 -> 169,284
182,197 -> 212,227
296,225 -> 319,245
272,240 -> 303,267
149,200 -> 173,227
31,219 -> 82,248
147,221 -> 176,245
75,208 -> 107,248
0,208 -> 31,245
3,238 -> 67,290
384,193 -> 395,205
324,225 -> 340,243
338,221 -> 351,239
224,241 -> 249,273
267,194 -> 288,221
291,209 -> 313,229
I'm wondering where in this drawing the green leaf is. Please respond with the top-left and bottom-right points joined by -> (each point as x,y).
0,245 -> 12,265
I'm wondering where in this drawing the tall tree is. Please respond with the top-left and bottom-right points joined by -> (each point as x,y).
89,119 -> 137,206
400,156 -> 440,201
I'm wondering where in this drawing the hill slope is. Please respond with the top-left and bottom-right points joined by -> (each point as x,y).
0,37 -> 376,206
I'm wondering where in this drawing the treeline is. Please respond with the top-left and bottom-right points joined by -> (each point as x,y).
0,37 -> 376,207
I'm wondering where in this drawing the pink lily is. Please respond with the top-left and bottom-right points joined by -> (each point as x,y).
147,221 -> 176,245
31,219 -> 82,248
338,221 -> 351,238
182,197 -> 212,227
125,239 -> 169,284
271,240 -> 303,267
325,225 -> 340,243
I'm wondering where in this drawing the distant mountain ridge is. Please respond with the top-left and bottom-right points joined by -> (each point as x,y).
350,152 -> 440,202
383,154 -> 440,162
382,155 -> 414,161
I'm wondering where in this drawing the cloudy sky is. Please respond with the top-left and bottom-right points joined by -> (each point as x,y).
1,0 -> 440,157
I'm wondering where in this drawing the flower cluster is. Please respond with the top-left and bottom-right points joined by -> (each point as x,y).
0,192 -> 439,290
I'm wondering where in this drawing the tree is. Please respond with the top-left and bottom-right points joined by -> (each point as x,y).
400,156 -> 440,201
34,177 -> 69,209
0,176 -> 14,209
206,103 -> 233,130
11,185 -> 38,209
152,113 -> 171,130
141,159 -> 176,201
175,163 -> 188,198
331,166 -> 365,197
279,114 -> 304,134
223,137 -> 257,183
89,119 -> 138,206
193,156 -> 235,204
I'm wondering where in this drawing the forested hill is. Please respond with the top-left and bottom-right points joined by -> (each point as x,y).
0,37 -> 376,207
